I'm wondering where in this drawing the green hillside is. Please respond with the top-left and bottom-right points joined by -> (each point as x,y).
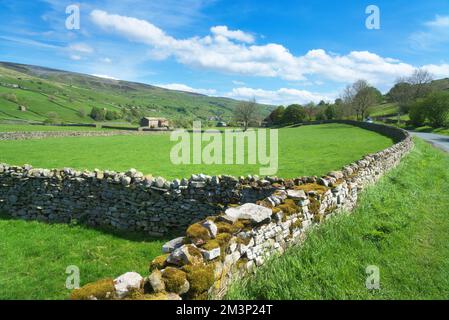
369,78 -> 449,119
0,62 -> 273,125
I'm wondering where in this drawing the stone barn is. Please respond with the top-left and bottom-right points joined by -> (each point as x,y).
140,117 -> 169,129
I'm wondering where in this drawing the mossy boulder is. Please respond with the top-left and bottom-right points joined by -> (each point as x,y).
149,254 -> 169,272
162,267 -> 190,295
182,264 -> 215,299
70,278 -> 115,300
186,223 -> 211,245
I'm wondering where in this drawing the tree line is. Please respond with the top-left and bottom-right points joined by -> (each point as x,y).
262,68 -> 449,129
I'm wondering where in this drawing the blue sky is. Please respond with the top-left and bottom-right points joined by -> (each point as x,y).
0,0 -> 448,105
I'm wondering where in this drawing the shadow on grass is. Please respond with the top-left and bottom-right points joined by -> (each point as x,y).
0,212 -> 175,243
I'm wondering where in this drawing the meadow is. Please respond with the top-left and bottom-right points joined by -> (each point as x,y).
0,123 -> 393,179
226,139 -> 449,300
0,216 -> 167,300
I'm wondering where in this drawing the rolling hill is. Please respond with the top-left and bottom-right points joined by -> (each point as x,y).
0,62 -> 273,125
369,78 -> 449,119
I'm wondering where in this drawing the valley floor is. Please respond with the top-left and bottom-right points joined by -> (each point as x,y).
0,123 -> 392,179
226,138 -> 449,300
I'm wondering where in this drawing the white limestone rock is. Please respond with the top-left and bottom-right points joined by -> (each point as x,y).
162,237 -> 185,253
287,189 -> 307,200
114,272 -> 143,299
223,203 -> 271,224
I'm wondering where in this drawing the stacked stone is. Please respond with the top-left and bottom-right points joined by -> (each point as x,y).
0,130 -> 159,141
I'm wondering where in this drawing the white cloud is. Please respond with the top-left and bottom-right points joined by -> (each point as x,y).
68,43 -> 94,53
409,15 -> 449,51
156,83 -> 217,95
90,10 -> 449,88
100,57 -> 112,63
91,74 -> 119,80
70,54 -> 82,61
421,63 -> 449,79
425,15 -> 449,28
210,26 -> 254,43
225,87 -> 336,105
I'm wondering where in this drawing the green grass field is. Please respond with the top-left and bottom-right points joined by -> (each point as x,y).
226,138 -> 449,300
0,216 -> 167,300
0,123 -> 393,179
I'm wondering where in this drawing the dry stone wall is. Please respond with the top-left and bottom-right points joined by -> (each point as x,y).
0,130 -> 165,141
54,122 -> 413,300
0,122 -> 411,238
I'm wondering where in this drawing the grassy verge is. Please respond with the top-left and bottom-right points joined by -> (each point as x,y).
0,123 -> 392,179
226,138 -> 449,300
0,216 -> 167,300
413,126 -> 449,137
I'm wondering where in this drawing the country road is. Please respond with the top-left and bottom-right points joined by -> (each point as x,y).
409,131 -> 449,153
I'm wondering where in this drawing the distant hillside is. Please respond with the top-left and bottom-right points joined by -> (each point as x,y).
370,77 -> 449,119
0,62 -> 273,124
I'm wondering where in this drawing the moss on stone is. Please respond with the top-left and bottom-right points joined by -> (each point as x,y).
272,207 -> 281,214
290,219 -> 303,230
313,214 -> 324,223
187,244 -> 203,259
149,254 -> 169,272
236,237 -> 251,246
309,198 -> 321,215
236,258 -> 249,269
278,199 -> 299,216
216,220 -> 245,234
294,183 -> 329,194
70,278 -> 115,300
162,267 -> 187,293
182,264 -> 215,299
202,239 -> 220,251
216,233 -> 232,245
130,292 -> 177,300
186,223 -> 211,243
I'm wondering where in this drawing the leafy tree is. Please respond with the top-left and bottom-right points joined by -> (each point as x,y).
90,106 -> 107,121
424,92 -> 449,128
282,104 -> 306,124
233,98 -> 260,131
409,100 -> 427,127
303,102 -> 316,121
325,104 -> 337,120
266,106 -> 285,125
388,81 -> 414,113
105,110 -> 121,121
315,111 -> 326,121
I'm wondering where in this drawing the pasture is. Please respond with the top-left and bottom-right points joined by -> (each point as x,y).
0,123 -> 393,179
0,216 -> 167,300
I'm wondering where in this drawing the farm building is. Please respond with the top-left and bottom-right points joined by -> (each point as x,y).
140,117 -> 170,128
